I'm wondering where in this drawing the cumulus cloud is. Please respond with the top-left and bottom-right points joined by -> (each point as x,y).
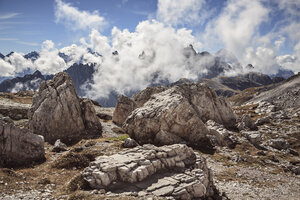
0,59 -> 15,77
59,43 -> 103,65
34,40 -> 68,74
203,0 -> 269,58
5,52 -> 34,73
84,20 -> 204,99
157,0 -> 207,26
55,0 -> 107,31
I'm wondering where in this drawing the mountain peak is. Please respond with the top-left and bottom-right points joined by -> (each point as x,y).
0,53 -> 4,59
6,51 -> 14,57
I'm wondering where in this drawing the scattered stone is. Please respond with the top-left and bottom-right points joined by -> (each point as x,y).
232,155 -> 245,162
0,120 -> 45,168
122,138 -> 139,148
257,151 -> 266,156
270,155 -> 279,163
289,149 -> 299,156
237,114 -> 257,131
284,165 -> 300,175
28,72 -> 102,145
255,117 -> 270,126
82,144 -> 215,199
52,139 -> 68,152
268,138 -> 290,150
242,131 -> 262,146
205,120 -> 237,148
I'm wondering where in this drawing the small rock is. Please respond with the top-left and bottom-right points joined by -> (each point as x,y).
255,117 -> 270,126
289,149 -> 299,156
232,155 -> 245,162
52,139 -> 67,152
242,131 -> 262,145
270,155 -> 279,163
268,138 -> 289,150
122,138 -> 139,148
237,114 -> 257,131
257,151 -> 266,156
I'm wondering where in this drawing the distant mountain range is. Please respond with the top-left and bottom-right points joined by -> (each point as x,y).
0,46 -> 296,106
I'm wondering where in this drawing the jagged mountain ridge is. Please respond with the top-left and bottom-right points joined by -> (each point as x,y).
0,46 -> 296,107
0,70 -> 52,93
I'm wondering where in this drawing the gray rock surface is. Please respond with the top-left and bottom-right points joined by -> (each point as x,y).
0,120 -> 45,167
205,120 -> 237,148
255,117 -> 270,126
52,139 -> 67,152
122,138 -> 139,148
28,72 -> 102,145
268,138 -> 290,150
123,83 -> 236,152
112,95 -> 136,126
237,114 -> 257,131
242,131 -> 262,146
82,144 -> 215,199
248,72 -> 300,108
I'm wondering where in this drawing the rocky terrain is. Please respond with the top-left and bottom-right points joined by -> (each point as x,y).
0,72 -> 299,200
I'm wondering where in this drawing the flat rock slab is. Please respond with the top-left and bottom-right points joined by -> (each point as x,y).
82,144 -> 215,199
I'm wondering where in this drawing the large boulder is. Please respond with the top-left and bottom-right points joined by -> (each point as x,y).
82,144 -> 215,199
28,72 -> 102,145
112,86 -> 166,126
0,120 -> 45,168
123,83 -> 237,152
112,95 -> 136,126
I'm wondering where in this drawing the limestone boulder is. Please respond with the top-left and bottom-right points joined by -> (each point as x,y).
112,86 -> 167,126
82,144 -> 215,199
123,83 -> 236,151
0,120 -> 45,168
28,72 -> 102,145
112,95 -> 136,126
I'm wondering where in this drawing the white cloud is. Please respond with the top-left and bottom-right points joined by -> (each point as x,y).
59,43 -> 103,65
0,59 -> 15,77
10,78 -> 42,93
0,13 -> 20,20
157,0 -> 207,26
203,0 -> 269,58
5,52 -> 34,73
243,46 -> 280,74
55,0 -> 107,31
84,20 -> 203,99
34,40 -> 68,74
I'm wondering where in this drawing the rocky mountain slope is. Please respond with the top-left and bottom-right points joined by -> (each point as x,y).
0,70 -> 51,93
247,73 -> 300,108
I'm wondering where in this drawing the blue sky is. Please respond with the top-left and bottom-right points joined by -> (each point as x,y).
0,0 -> 298,55
0,0 -> 158,54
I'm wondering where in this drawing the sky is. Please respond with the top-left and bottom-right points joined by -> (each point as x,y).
0,0 -> 300,98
